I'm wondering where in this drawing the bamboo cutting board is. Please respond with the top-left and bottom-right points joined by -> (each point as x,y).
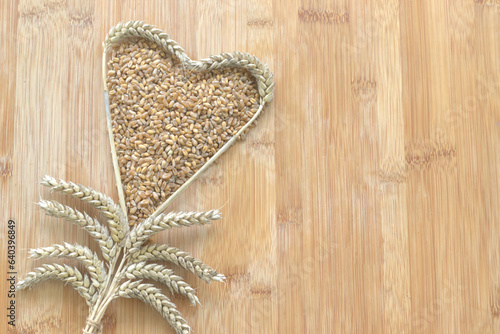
1,0 -> 499,333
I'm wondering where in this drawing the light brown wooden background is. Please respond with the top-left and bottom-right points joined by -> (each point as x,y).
1,0 -> 499,333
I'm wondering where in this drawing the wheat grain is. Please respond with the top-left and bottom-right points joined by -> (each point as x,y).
125,261 -> 199,305
29,243 -> 107,286
131,243 -> 225,283
117,280 -> 190,334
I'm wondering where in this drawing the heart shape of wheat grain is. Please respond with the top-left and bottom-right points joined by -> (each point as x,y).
104,21 -> 274,226
17,21 -> 274,334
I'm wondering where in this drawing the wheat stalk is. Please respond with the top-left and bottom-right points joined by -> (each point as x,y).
18,176 -> 224,334
131,243 -> 225,283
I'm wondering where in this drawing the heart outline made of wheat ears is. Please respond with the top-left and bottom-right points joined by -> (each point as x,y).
17,20 -> 275,334
103,21 -> 275,221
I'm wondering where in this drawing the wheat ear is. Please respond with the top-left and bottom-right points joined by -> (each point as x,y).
40,175 -> 128,243
117,280 -> 190,334
38,199 -> 116,261
192,52 -> 275,104
125,210 -> 221,253
17,264 -> 97,306
29,243 -> 107,287
104,21 -> 190,65
131,243 -> 225,283
125,262 -> 199,305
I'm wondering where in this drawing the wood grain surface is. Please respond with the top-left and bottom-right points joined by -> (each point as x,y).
1,0 -> 499,333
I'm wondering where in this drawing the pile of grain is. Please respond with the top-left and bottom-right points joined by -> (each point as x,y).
107,39 -> 260,225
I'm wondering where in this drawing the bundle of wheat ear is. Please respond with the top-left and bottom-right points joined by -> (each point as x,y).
17,21 -> 274,334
